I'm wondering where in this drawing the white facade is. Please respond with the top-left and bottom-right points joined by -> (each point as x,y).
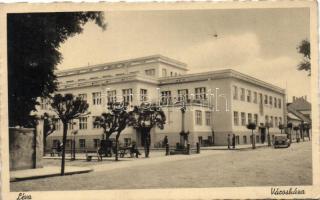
41,55 -> 286,150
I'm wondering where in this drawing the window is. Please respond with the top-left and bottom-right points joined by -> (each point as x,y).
253,92 -> 257,103
92,92 -> 102,105
240,88 -> 245,101
161,91 -> 172,105
233,86 -> 238,100
195,87 -> 206,100
54,119 -> 61,131
256,135 -> 260,143
248,113 -> 252,123
247,90 -> 251,102
79,117 -> 87,130
52,140 -> 59,148
140,89 -> 148,102
122,89 -> 133,103
278,99 -> 282,108
205,111 -> 211,126
145,69 -> 155,76
265,115 -> 269,124
274,97 -> 277,107
270,116 -> 274,127
79,139 -> 86,148
236,136 -> 240,145
178,89 -> 189,101
259,93 -> 263,104
79,93 -> 87,102
93,139 -> 100,148
269,96 -> 273,106
234,111 -> 239,126
241,112 -> 246,126
107,90 -> 117,103
195,110 -> 202,125
40,98 -> 48,110
243,136 -> 247,144
68,120 -> 74,130
264,95 -> 268,104
92,116 -> 100,129
279,117 -> 282,125
275,117 -> 278,127
162,68 -> 167,77
170,72 -> 173,76
254,114 -> 258,125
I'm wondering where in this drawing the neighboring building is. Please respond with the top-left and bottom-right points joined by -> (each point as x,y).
287,96 -> 311,141
39,55 -> 286,150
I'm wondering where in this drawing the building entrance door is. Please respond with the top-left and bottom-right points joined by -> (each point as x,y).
260,128 -> 266,144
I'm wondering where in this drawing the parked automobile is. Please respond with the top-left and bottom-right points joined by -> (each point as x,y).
273,134 -> 290,148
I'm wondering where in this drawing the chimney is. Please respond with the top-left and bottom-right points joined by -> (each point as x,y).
293,96 -> 296,102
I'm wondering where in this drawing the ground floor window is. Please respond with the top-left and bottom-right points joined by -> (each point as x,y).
124,138 -> 131,146
235,136 -> 240,144
65,139 -> 72,148
93,139 -> 100,148
256,135 -> 260,143
243,136 -> 247,144
52,140 -> 59,148
79,139 -> 86,148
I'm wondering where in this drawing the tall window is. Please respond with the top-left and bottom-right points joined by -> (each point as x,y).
278,99 -> 282,108
234,111 -> 239,126
254,114 -> 258,125
275,117 -> 278,127
248,113 -> 252,123
241,112 -> 246,126
205,111 -> 211,126
279,117 -> 282,125
240,88 -> 245,101
243,136 -> 247,144
270,116 -> 274,127
40,98 -> 48,110
122,89 -> 133,103
259,93 -> 263,104
145,69 -> 155,76
195,110 -> 202,125
264,95 -> 268,104
68,120 -> 74,130
161,91 -> 172,105
54,119 -> 61,131
162,68 -> 167,77
178,89 -> 189,101
79,93 -> 87,102
247,90 -> 251,102
79,139 -> 86,148
107,90 -> 117,103
265,115 -> 269,124
92,92 -> 101,105
274,97 -> 277,108
269,96 -> 273,106
233,86 -> 238,100
195,87 -> 206,100
93,139 -> 100,148
140,89 -> 148,102
253,92 -> 257,103
79,117 -> 87,130
92,116 -> 100,129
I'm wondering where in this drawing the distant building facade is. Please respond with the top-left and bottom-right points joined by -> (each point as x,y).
39,55 -> 286,150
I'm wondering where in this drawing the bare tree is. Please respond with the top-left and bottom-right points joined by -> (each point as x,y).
94,102 -> 129,161
128,103 -> 166,157
50,93 -> 89,175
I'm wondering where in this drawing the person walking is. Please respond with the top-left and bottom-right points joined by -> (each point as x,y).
163,135 -> 168,147
227,134 -> 231,149
232,134 -> 236,149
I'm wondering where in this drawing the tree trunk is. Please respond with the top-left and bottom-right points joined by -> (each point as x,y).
252,130 -> 255,149
61,123 -> 68,176
115,132 -> 120,161
267,128 -> 271,146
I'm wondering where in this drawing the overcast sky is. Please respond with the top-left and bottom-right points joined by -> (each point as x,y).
57,8 -> 310,101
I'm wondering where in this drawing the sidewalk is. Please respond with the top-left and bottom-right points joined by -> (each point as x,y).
202,143 -> 269,150
10,166 -> 93,182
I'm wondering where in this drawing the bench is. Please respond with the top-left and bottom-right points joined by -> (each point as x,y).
85,150 -> 102,161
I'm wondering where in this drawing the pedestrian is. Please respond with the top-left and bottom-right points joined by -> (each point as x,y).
232,134 -> 236,149
163,135 -> 168,147
227,134 -> 231,149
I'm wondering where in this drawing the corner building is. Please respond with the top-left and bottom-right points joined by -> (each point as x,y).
43,55 -> 286,150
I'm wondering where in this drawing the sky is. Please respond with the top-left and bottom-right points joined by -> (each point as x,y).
57,8 -> 310,101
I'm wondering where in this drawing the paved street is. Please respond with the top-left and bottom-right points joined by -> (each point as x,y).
11,142 -> 312,191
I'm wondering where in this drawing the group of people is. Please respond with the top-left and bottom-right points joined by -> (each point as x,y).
227,134 -> 236,149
